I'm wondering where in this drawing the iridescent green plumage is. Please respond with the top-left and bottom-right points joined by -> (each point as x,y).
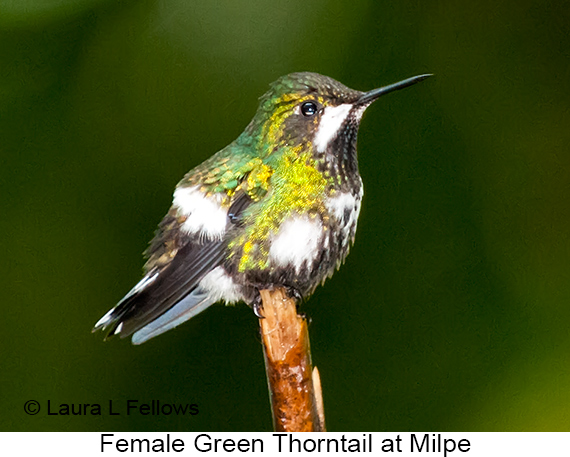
178,73 -> 359,273
94,72 -> 431,344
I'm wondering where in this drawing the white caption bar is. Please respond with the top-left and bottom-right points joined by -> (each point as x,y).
2,432 -> 569,456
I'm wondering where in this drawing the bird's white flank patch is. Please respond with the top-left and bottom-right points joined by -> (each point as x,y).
314,104 -> 353,153
198,266 -> 244,304
173,186 -> 227,240
269,215 -> 323,273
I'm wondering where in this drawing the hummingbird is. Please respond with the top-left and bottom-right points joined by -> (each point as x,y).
93,72 -> 431,344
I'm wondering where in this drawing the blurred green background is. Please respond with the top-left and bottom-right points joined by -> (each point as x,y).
2,0 -> 569,432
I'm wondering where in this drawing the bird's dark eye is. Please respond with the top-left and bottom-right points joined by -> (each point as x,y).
300,101 -> 318,117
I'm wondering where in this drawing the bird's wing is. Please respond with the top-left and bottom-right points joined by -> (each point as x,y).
93,190 -> 253,341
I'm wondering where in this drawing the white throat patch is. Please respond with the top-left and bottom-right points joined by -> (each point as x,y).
314,104 -> 353,153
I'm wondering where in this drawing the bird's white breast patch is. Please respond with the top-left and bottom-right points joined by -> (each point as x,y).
269,215 -> 323,273
173,186 -> 227,240
314,103 -> 353,153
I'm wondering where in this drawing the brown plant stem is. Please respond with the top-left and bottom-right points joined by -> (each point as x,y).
259,288 -> 325,432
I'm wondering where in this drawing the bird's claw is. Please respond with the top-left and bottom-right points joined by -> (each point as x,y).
253,297 -> 265,319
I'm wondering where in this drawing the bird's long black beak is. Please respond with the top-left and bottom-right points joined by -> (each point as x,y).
357,74 -> 432,105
